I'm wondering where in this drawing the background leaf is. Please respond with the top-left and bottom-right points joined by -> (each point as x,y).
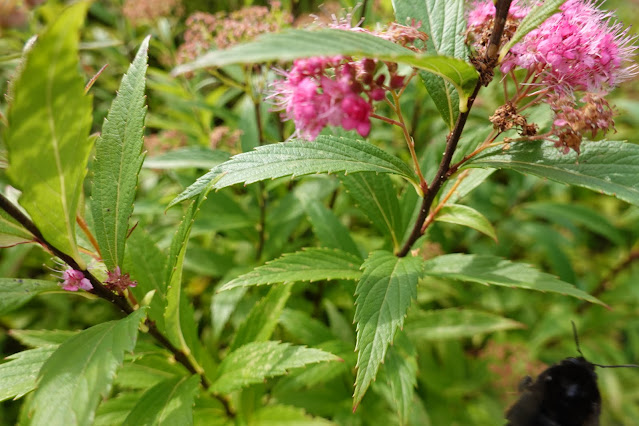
91,36 -> 149,270
211,341 -> 340,394
219,248 -> 362,291
122,375 -> 200,426
0,278 -> 60,315
465,140 -> 639,207
423,254 -> 605,305
0,347 -> 56,402
302,198 -> 361,258
4,2 -> 92,266
251,404 -> 334,426
0,208 -> 34,247
353,251 -> 424,408
434,204 -> 497,241
143,147 -> 230,170
29,308 -> 146,426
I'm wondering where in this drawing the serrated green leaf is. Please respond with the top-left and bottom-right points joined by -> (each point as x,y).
122,375 -> 200,426
382,335 -> 417,426
143,147 -> 230,170
0,347 -> 56,402
91,36 -> 149,270
252,404 -> 334,426
353,251 -> 424,409
0,208 -> 33,247
405,308 -> 525,341
435,204 -> 497,241
302,199 -> 361,258
9,329 -> 77,348
465,140 -> 639,207
230,284 -> 292,351
124,229 -> 167,332
95,392 -> 142,426
219,248 -> 362,292
423,253 -> 605,305
521,202 -> 625,245
499,0 -> 567,62
393,0 -> 468,127
210,341 -> 340,394
29,308 -> 146,426
0,278 -> 60,315
5,2 -> 92,267
279,309 -> 335,346
342,172 -> 403,249
172,29 -> 478,105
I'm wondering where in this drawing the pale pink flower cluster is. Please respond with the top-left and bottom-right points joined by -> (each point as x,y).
61,269 -> 93,292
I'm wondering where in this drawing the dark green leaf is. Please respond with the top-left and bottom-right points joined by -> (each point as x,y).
302,199 -> 361,258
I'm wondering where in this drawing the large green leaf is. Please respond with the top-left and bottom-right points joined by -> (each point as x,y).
0,208 -> 34,247
230,284 -> 292,351
353,251 -> 424,409
393,0 -> 468,127
219,248 -> 363,292
405,308 -> 524,341
91,36 -> 149,270
423,254 -> 605,305
210,341 -> 340,394
499,0 -> 567,62
172,29 -> 478,106
0,346 -> 56,402
122,375 -> 200,426
29,309 -> 146,426
434,204 -> 497,241
5,2 -> 92,266
465,140 -> 639,207
342,172 -> 403,249
0,278 -> 60,315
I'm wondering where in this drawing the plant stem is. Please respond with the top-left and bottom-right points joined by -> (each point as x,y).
396,0 -> 513,257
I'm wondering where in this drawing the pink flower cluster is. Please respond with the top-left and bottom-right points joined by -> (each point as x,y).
104,266 -> 137,292
61,269 -> 93,292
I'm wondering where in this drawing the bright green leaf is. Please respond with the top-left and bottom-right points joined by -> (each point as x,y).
210,341 -> 340,394
252,404 -> 334,426
465,140 -> 639,207
423,253 -> 605,305
29,308 -> 146,426
353,251 -> 424,409
122,375 -> 200,426
230,284 -> 292,351
0,278 -> 60,315
219,248 -> 362,292
405,308 -> 525,341
0,347 -> 56,402
210,286 -> 247,341
5,2 -> 92,267
342,172 -> 403,249
172,29 -> 478,105
143,147 -> 230,170
435,204 -> 497,241
0,208 -> 33,247
91,36 -> 149,270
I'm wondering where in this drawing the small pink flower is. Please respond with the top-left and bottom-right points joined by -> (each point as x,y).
61,269 -> 93,292
341,94 -> 372,137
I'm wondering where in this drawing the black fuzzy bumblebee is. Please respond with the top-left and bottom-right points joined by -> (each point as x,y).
505,323 -> 638,426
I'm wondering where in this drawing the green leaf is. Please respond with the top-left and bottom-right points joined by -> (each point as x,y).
405,308 -> 525,341
499,0 -> 567,62
210,286 -> 247,341
29,308 -> 146,426
342,172 -> 403,249
115,354 -> 189,389
0,278 -> 60,315
0,347 -> 56,402
279,309 -> 335,346
435,204 -> 497,241
441,168 -> 495,204
465,140 -> 639,207
5,2 -> 92,266
252,404 -> 334,426
423,254 -> 605,305
216,135 -> 418,189
0,208 -> 33,247
393,0 -> 468,127
91,36 -> 149,271
172,29 -> 478,106
230,284 -> 292,351
353,251 -> 424,409
219,248 -> 362,292
382,335 -> 417,426
520,202 -> 625,245
167,169 -> 222,208
9,329 -> 77,348
122,375 -> 200,426
302,199 -> 361,258
143,147 -> 230,170
95,392 -> 141,426
210,341 -> 340,394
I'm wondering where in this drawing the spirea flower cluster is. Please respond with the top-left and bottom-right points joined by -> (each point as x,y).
61,269 -> 92,292
467,0 -> 638,152
270,23 -> 427,140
